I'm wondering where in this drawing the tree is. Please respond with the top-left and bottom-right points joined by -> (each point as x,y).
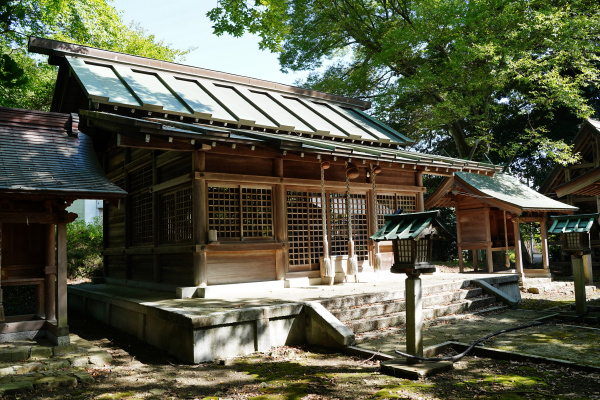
1,0 -> 190,110
209,0 -> 600,166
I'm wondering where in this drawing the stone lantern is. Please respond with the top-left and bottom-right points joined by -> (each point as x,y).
371,210 -> 452,362
548,213 -> 599,314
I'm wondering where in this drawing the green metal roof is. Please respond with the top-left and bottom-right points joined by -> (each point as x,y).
548,213 -> 599,234
29,37 -> 417,143
456,172 -> 578,212
370,211 -> 452,241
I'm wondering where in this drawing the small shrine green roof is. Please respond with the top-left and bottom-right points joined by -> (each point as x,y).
548,213 -> 599,234
455,172 -> 578,212
371,210 -> 451,241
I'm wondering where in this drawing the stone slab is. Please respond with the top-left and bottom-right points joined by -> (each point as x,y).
0,380 -> 34,395
33,374 -> 78,389
0,347 -> 30,363
381,359 -> 453,379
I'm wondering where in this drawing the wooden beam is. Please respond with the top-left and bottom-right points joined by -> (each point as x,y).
0,211 -> 76,225
45,224 -> 56,321
56,223 -> 68,338
195,171 -> 426,193
117,134 -> 211,151
415,171 -> 425,212
512,219 -> 525,281
540,218 -> 550,274
424,176 -> 455,210
555,166 -> 600,198
152,174 -> 193,193
193,151 -> 207,286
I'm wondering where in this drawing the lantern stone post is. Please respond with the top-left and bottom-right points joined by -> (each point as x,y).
372,211 -> 454,376
548,213 -> 599,316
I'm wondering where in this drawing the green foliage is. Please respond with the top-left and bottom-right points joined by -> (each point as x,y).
1,0 -> 190,110
66,217 -> 103,279
209,0 -> 600,167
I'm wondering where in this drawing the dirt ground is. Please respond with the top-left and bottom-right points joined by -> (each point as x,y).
5,275 -> 600,400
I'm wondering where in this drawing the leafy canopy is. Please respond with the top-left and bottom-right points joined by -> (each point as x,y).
209,0 -> 600,167
1,0 -> 190,110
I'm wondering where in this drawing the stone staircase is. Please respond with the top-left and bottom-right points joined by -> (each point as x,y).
319,281 -> 502,337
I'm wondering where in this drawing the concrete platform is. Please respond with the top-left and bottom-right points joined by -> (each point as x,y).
67,271 -> 517,363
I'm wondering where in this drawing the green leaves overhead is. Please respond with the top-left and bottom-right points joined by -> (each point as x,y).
1,0 -> 190,110
210,0 -> 600,167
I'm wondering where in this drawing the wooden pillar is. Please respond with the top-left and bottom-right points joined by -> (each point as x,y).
456,210 -> 464,273
512,219 -> 525,281
56,223 -> 69,342
415,171 -> 425,212
193,151 -> 208,287
484,208 -> 492,273
472,250 -> 477,272
274,158 -> 287,280
152,151 -> 161,283
540,218 -> 550,276
124,149 -> 132,280
45,224 -> 56,321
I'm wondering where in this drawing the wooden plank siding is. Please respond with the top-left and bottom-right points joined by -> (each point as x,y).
102,145 -> 422,289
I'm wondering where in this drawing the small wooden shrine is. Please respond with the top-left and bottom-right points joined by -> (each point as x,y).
29,37 -> 501,296
541,118 -> 600,262
0,107 -> 125,344
426,172 -> 577,278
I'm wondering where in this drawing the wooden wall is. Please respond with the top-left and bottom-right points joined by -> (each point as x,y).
102,145 -> 424,289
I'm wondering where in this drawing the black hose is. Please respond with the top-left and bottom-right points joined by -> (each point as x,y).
394,308 -> 590,362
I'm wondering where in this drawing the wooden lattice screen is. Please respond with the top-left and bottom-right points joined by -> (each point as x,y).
328,192 -> 348,257
241,187 -> 273,238
129,165 -> 153,245
350,193 -> 368,262
208,186 -> 273,239
208,186 -> 240,239
287,191 -> 323,270
160,185 -> 193,243
376,193 -> 416,228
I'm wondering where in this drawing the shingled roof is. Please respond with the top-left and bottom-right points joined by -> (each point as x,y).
0,107 -> 126,199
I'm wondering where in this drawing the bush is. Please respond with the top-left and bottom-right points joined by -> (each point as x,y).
67,217 -> 103,279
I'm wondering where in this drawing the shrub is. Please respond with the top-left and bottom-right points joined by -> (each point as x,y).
66,217 -> 103,279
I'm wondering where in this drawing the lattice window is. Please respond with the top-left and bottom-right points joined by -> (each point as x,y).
208,186 -> 240,239
376,193 -> 417,228
398,195 -> 417,213
287,191 -> 323,269
350,194 -> 368,262
376,194 -> 397,228
131,192 -> 153,244
129,164 -> 153,245
241,187 -> 273,238
208,186 -> 273,239
328,193 -> 348,257
160,185 -> 193,243
129,165 -> 152,193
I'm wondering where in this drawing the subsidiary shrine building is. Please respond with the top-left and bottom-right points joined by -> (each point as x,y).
29,37 -> 502,295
